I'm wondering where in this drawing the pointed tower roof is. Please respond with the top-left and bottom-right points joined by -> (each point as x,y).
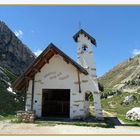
73,29 -> 96,46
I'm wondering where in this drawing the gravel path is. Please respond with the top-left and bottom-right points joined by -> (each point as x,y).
0,121 -> 140,134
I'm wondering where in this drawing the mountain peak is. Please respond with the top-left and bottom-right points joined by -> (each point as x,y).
0,21 -> 35,76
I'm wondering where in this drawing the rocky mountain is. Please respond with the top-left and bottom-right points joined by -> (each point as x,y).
0,21 -> 36,115
99,54 -> 140,92
0,21 -> 36,76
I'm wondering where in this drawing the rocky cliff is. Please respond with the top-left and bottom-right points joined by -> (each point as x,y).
0,21 -> 35,76
0,21 -> 36,115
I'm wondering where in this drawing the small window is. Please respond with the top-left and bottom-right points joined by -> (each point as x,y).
82,45 -> 88,52
85,92 -> 92,101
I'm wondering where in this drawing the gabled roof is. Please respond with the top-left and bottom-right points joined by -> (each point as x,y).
73,29 -> 96,46
12,43 -> 88,91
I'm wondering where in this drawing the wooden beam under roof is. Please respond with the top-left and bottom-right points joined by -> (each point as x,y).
63,58 -> 70,64
43,57 -> 49,63
12,43 -> 88,91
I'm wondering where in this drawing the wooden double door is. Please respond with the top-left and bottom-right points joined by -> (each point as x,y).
42,89 -> 70,118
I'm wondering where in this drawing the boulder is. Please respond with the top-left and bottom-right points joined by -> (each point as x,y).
126,107 -> 140,121
107,95 -> 113,99
123,95 -> 135,105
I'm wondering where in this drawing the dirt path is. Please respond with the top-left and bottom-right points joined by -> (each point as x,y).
103,110 -> 114,117
0,120 -> 140,134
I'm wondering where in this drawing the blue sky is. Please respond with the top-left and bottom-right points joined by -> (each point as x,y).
0,6 -> 140,77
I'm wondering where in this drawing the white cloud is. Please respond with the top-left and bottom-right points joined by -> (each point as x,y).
132,49 -> 140,56
34,49 -> 42,56
14,30 -> 23,38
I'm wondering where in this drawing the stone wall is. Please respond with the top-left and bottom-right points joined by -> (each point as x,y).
16,110 -> 35,123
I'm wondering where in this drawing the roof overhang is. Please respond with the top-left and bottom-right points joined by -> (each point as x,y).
12,43 -> 88,91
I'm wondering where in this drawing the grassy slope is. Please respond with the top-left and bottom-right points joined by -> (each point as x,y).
0,67 -> 25,116
99,55 -> 140,125
101,91 -> 140,125
3,68 -> 17,82
99,56 -> 139,89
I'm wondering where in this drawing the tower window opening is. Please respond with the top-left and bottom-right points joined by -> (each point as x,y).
82,45 -> 88,52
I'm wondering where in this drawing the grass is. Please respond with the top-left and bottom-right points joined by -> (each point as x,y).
3,68 -> 17,83
99,56 -> 139,89
118,115 -> 140,127
101,91 -> 140,126
0,82 -> 25,116
0,115 -> 16,121
35,119 -> 110,128
0,67 -> 25,116
0,114 -> 114,128
3,113 -> 111,128
5,107 -> 111,128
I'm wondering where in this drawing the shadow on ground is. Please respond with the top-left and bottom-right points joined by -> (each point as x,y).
104,117 -> 140,128
36,117 -> 140,128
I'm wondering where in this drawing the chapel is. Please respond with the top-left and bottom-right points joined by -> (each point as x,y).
13,29 -> 103,120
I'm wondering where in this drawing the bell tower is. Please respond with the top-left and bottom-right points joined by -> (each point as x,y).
73,29 -> 103,120
73,29 -> 97,80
